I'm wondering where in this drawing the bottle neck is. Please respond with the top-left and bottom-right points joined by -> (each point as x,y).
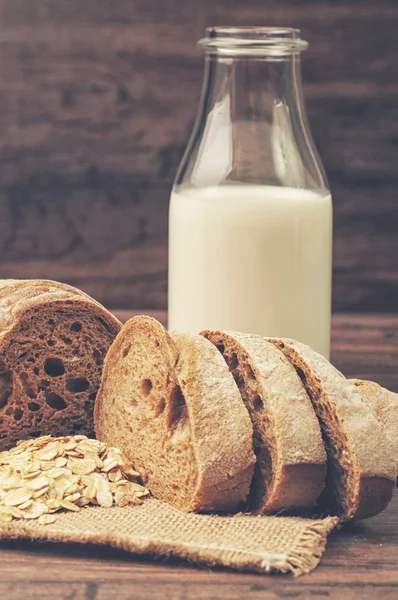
175,32 -> 328,191
199,54 -> 308,141
196,25 -> 310,141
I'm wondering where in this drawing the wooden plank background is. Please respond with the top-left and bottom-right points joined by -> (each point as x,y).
0,0 -> 396,311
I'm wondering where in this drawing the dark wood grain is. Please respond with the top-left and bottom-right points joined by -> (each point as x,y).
331,314 -> 398,392
0,309 -> 398,599
0,1 -> 395,310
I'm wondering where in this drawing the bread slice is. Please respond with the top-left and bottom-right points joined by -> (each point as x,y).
268,338 -> 397,521
351,379 -> 398,478
201,330 -> 326,514
0,279 -> 121,451
95,316 -> 256,512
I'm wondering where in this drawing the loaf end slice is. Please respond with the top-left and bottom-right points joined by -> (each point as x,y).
268,338 -> 397,521
0,279 -> 121,450
350,379 -> 398,479
95,316 -> 255,512
202,330 -> 326,514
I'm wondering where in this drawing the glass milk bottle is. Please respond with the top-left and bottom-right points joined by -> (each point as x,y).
168,27 -> 333,358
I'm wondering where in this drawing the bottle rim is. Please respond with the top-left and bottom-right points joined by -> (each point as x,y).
198,27 -> 308,56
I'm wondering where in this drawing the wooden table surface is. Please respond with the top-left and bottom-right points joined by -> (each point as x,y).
1,310 -> 398,600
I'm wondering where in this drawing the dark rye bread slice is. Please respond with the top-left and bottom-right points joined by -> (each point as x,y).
0,279 -> 121,450
269,338 -> 397,521
95,316 -> 256,512
202,330 -> 326,514
351,379 -> 398,479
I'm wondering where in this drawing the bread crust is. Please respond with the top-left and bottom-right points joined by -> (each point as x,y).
202,330 -> 326,514
0,279 -> 121,450
0,279 -> 116,335
269,338 -> 396,521
351,379 -> 398,478
95,316 -> 255,512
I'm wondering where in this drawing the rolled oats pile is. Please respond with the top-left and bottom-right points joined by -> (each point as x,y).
0,435 -> 149,525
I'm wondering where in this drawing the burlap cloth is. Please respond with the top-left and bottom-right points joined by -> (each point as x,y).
0,498 -> 337,577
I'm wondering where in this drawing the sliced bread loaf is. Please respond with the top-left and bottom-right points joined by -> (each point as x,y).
202,330 -> 326,514
94,316 -> 256,512
268,338 -> 397,521
0,279 -> 121,450
351,379 -> 398,477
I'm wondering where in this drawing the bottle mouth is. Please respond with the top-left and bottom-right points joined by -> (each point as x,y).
198,27 -> 308,56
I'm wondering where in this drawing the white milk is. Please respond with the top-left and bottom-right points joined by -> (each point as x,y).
168,185 -> 332,358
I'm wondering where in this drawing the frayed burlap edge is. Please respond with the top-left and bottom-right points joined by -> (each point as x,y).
277,517 -> 338,575
0,502 -> 338,577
